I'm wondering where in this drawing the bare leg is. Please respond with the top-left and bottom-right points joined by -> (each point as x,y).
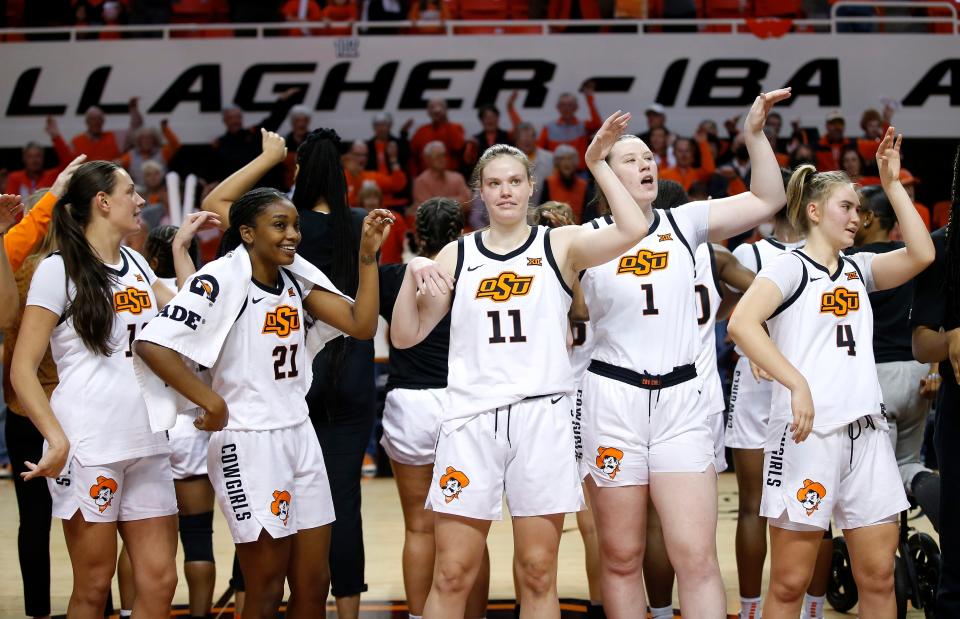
575,487 -> 602,604
287,525 -> 332,619
732,448 -> 767,600
118,515 -> 179,619
175,477 -> 217,617
117,544 -> 134,611
642,504 -> 675,610
512,514 -> 565,619
762,526 -> 822,618
62,513 -> 118,619
235,530 -> 292,619
423,513 -> 490,619
845,522 -> 898,619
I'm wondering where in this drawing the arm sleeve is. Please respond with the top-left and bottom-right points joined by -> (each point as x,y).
3,191 -> 58,271
847,251 -> 877,293
25,255 -> 68,317
756,252 -> 804,301
911,231 -> 947,330
674,200 -> 711,248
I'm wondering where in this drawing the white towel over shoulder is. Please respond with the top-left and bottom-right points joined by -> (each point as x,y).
133,244 -> 350,431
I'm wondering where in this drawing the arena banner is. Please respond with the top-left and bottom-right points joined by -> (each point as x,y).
0,33 -> 957,148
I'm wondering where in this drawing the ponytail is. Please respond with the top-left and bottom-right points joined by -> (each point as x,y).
416,197 -> 463,257
51,160 -> 123,356
785,165 -> 851,235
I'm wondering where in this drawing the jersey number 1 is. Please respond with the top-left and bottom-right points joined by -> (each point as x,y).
273,344 -> 300,379
836,324 -> 856,356
487,309 -> 526,344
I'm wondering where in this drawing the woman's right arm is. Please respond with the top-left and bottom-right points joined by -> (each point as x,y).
134,341 -> 228,431
201,129 -> 288,229
10,307 -> 70,479
727,278 -> 814,442
390,243 -> 457,349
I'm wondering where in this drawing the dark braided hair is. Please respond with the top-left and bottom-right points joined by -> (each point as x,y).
219,188 -> 293,256
291,128 -> 359,409
416,198 -> 463,257
50,160 -> 124,356
651,179 -> 689,210
144,225 -> 200,279
944,145 -> 960,322
859,185 -> 897,233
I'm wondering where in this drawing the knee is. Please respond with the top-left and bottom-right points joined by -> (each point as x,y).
599,538 -> 644,577
516,552 -> 557,597
73,567 -> 115,606
670,544 -> 719,583
768,570 -> 811,603
138,562 -> 178,598
737,493 -> 762,517
433,558 -> 477,596
853,557 -> 895,596
406,512 -> 435,537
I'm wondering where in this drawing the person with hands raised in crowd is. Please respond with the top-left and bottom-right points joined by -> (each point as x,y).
390,110 -> 649,619
9,160 -> 214,619
729,128 -> 934,619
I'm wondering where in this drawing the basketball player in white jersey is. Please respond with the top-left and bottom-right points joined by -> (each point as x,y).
136,175 -> 393,619
729,128 -> 934,618
724,189 -> 806,618
577,89 -> 791,618
390,111 -> 651,619
11,161 -> 209,618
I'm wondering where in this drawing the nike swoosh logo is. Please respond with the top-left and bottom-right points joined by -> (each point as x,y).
550,396 -> 564,405
809,277 -> 823,282
467,265 -> 484,272
252,297 -> 264,304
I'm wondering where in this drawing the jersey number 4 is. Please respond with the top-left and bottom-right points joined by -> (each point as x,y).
273,344 -> 300,380
836,324 -> 856,356
487,309 -> 526,344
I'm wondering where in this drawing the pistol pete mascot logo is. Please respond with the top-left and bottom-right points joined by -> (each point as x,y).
476,272 -> 534,302
271,490 -> 292,525
596,446 -> 624,479
439,466 -> 470,503
113,287 -> 152,314
820,287 -> 860,317
89,476 -> 119,513
797,479 -> 827,516
617,249 -> 669,276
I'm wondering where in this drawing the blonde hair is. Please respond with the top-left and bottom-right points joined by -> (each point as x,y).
785,165 -> 853,234
357,181 -> 382,206
469,144 -> 535,190
529,201 -> 574,225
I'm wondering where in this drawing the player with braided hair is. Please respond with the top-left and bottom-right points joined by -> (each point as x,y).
911,143 -> 960,613
379,198 -> 490,619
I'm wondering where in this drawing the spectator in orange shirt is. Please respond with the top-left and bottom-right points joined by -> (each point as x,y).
411,141 -> 472,212
280,0 -> 321,35
856,105 -> 894,170
536,84 -> 602,170
365,112 -> 412,211
660,132 -> 716,192
409,99 -> 466,175
840,145 -> 880,186
343,140 -> 407,208
5,143 -> 59,197
901,168 -> 931,231
118,120 -> 181,187
54,97 -> 141,163
815,110 -> 857,171
540,144 -> 589,222
357,183 -> 408,265
321,0 -> 358,35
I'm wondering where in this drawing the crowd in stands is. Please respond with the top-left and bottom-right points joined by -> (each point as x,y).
1,84 -> 950,272
3,0 -> 956,33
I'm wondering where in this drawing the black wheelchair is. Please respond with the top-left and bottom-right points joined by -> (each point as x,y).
827,505 -> 940,618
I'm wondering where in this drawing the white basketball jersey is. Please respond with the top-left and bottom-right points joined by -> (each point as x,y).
732,237 -> 805,357
761,250 -> 881,430
446,226 -> 573,420
27,248 -> 168,466
580,202 -> 710,375
694,243 -> 724,415
209,268 -> 313,431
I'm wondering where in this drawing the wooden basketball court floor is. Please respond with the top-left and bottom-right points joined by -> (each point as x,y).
0,472 -> 934,618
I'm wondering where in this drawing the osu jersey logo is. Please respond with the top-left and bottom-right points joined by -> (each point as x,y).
89,476 -> 118,513
439,466 -> 469,503
617,249 -> 669,276
820,287 -> 860,316
596,446 -> 623,479
797,479 -> 826,516
476,272 -> 533,302
189,274 -> 220,303
262,305 -> 301,337
114,287 -> 152,314
271,490 -> 291,525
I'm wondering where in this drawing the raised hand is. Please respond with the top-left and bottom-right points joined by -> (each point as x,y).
260,128 -> 288,165
876,126 -> 903,186
0,194 -> 24,234
45,116 -> 61,138
360,208 -> 395,255
585,110 -> 631,166
174,211 -> 221,247
51,155 -> 87,198
744,88 -> 792,135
